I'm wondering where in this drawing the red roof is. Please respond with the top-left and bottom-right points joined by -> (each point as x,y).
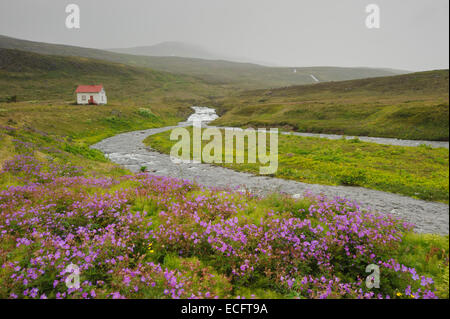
75,85 -> 104,93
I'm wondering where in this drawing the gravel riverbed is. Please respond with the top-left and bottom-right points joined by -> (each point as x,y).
92,121 -> 449,235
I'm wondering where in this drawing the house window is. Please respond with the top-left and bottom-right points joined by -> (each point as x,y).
82,95 -> 86,101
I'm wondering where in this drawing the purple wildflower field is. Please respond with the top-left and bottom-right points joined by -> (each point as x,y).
0,134 -> 443,299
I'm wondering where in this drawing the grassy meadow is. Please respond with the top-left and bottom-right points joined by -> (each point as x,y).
144,128 -> 449,202
212,70 -> 449,141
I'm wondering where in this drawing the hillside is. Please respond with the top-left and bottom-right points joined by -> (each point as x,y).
212,70 -> 450,141
0,48 -> 220,105
0,35 -> 407,89
109,41 -> 275,65
0,48 -> 225,146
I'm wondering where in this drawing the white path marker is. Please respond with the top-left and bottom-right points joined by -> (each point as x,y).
310,74 -> 319,82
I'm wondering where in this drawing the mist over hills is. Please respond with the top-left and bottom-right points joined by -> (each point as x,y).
108,41 -> 276,66
109,41 -> 224,61
0,35 -> 408,89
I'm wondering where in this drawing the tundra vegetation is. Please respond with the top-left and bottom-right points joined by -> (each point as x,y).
0,47 -> 448,299
212,70 -> 449,141
145,127 -> 449,203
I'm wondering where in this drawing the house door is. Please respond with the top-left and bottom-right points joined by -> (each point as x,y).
89,96 -> 94,104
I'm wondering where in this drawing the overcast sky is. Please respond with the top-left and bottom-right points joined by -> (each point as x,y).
0,0 -> 448,71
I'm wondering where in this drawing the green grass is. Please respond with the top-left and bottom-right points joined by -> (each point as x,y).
0,123 -> 128,181
144,127 -> 449,202
212,70 -> 449,141
397,233 -> 450,299
0,102 -> 180,146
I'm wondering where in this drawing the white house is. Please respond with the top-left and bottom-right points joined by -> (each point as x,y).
75,85 -> 107,105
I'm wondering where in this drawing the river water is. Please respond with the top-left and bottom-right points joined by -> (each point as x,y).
91,106 -> 449,235
186,106 -> 219,123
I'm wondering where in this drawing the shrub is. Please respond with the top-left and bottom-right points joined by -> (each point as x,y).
436,265 -> 449,298
337,169 -> 368,186
137,108 -> 158,120
6,95 -> 17,103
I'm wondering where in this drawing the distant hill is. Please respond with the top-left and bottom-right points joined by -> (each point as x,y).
109,41 -> 276,66
0,35 -> 408,89
109,41 -> 223,60
213,70 -> 449,141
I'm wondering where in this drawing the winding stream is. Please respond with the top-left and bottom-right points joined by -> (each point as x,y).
91,106 -> 449,235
